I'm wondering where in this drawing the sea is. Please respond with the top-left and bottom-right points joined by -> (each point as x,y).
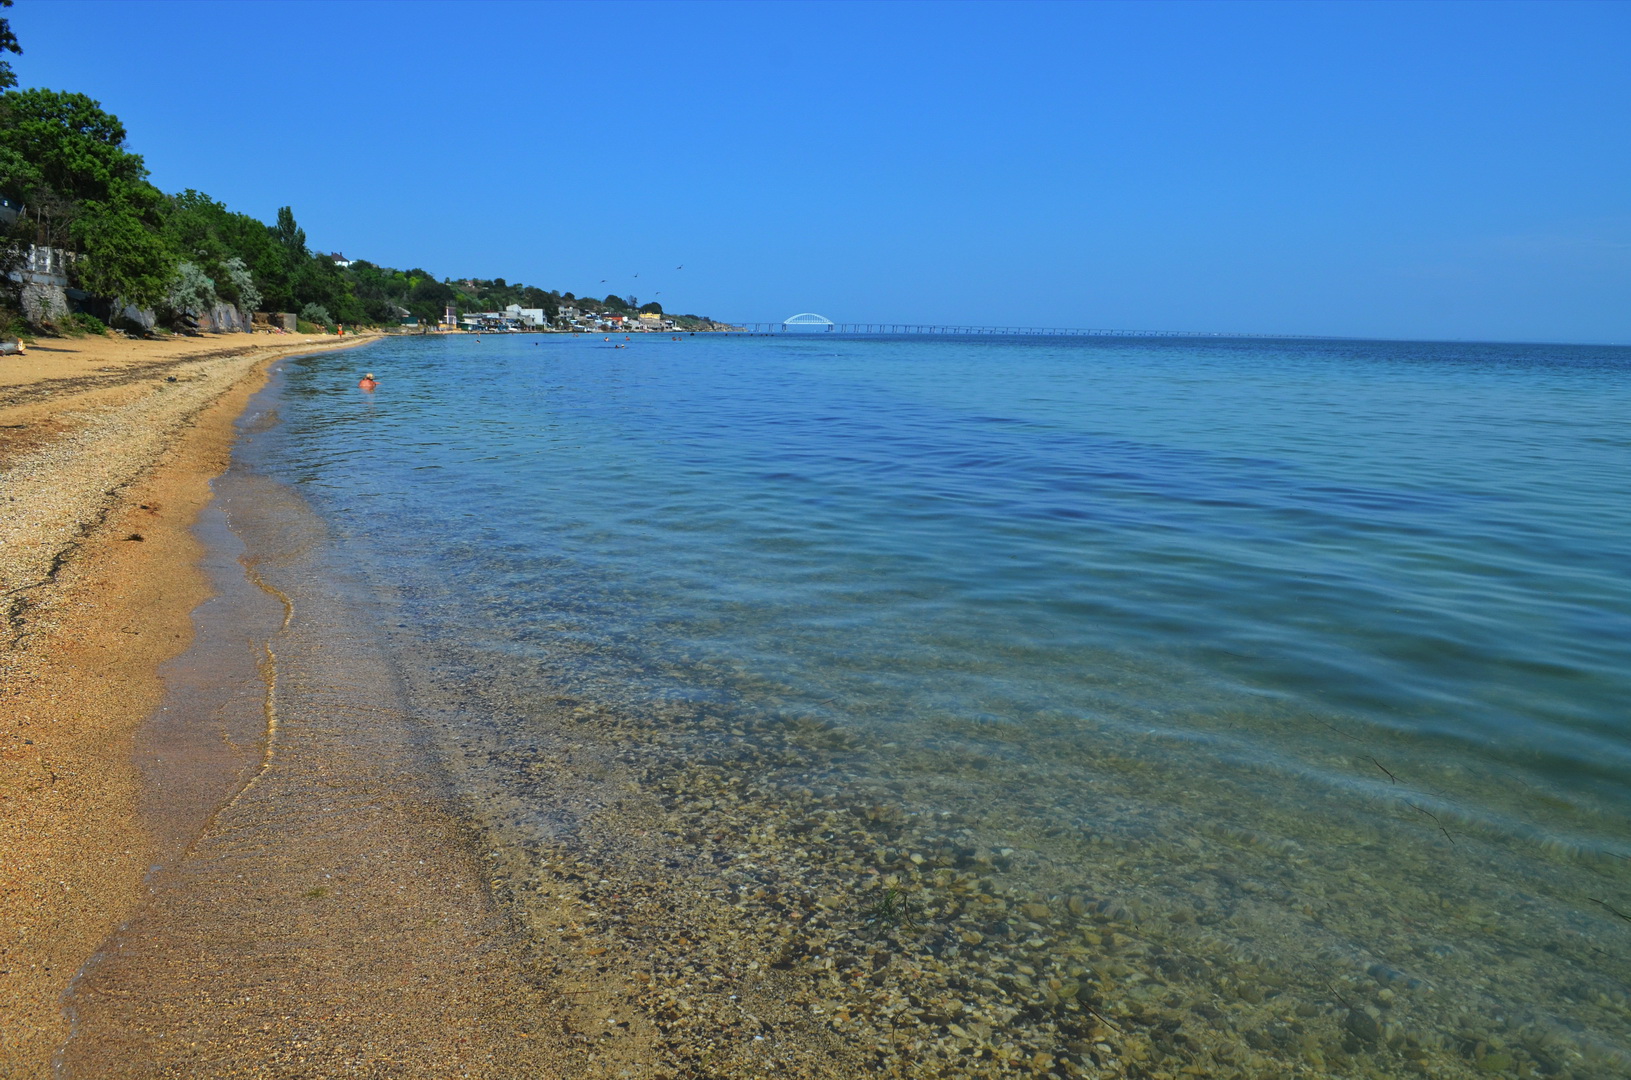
222,331 -> 1631,1078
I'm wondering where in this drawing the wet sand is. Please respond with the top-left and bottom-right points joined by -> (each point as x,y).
57,467 -> 562,1078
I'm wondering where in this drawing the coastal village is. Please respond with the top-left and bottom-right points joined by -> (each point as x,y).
435,300 -> 709,334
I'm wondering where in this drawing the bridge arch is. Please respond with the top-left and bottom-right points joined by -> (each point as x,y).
783,312 -> 835,331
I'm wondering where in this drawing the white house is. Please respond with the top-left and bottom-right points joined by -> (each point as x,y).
504,304 -> 547,328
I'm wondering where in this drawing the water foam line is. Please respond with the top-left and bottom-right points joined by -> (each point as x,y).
236,555 -> 292,790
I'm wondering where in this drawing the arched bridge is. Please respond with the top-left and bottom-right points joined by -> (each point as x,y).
742,316 -> 1319,339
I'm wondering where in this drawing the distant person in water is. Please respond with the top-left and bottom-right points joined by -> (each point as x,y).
359,373 -> 378,390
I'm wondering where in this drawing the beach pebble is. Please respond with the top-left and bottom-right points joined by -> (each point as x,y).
1345,1008 -> 1383,1044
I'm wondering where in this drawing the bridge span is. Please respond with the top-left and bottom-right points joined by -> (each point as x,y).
734,316 -> 1315,339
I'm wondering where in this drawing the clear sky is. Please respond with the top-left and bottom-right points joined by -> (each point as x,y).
10,0 -> 1629,341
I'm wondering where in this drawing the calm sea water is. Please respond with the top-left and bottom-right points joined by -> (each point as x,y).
239,333 -> 1631,1078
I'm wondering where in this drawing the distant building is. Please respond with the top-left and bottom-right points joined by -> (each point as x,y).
462,307 -> 543,331
504,304 -> 547,328
328,252 -> 353,268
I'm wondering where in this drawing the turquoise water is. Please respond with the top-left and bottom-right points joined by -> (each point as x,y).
245,333 -> 1631,1078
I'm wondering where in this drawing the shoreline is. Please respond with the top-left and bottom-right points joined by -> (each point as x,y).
55,366 -> 562,1076
0,331 -> 377,1073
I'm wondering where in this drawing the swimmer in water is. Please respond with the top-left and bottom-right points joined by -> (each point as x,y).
359,373 -> 378,390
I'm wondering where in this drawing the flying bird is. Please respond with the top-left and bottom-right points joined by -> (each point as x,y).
676,265 -> 683,270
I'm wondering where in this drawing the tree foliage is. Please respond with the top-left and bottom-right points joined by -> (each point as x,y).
164,260 -> 217,317
0,2 -> 22,93
0,88 -> 179,307
70,197 -> 174,307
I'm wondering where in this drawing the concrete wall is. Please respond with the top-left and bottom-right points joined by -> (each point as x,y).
252,311 -> 298,332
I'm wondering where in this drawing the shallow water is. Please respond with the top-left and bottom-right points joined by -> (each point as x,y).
240,333 -> 1631,1078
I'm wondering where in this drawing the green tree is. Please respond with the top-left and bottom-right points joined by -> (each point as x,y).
160,190 -> 274,310
72,197 -> 174,307
0,1 -> 22,92
273,205 -> 306,261
346,259 -> 412,324
520,285 -> 556,317
406,274 -> 454,324
0,90 -> 148,213
0,89 -> 176,308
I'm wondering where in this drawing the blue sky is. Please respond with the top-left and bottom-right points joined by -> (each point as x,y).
11,0 -> 1629,341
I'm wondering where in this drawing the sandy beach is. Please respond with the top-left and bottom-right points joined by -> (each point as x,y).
0,331 -> 374,1073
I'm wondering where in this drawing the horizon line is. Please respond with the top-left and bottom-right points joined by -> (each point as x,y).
727,321 -> 1628,348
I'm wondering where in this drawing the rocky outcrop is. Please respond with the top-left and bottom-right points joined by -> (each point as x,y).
12,245 -> 71,326
196,303 -> 251,333
20,281 -> 68,325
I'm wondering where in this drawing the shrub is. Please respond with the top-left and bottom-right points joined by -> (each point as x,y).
165,261 -> 218,318
221,257 -> 261,312
299,302 -> 333,326
295,319 -> 320,334
72,312 -> 108,335
0,305 -> 34,341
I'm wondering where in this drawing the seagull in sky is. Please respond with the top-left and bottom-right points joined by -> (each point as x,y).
676,265 -> 683,270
